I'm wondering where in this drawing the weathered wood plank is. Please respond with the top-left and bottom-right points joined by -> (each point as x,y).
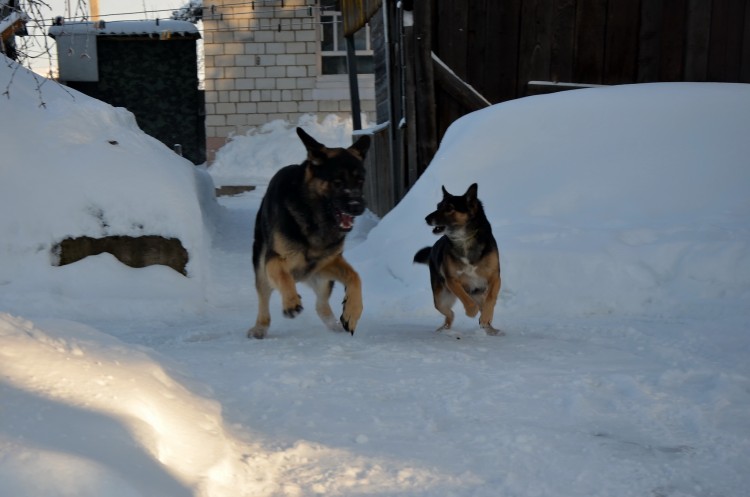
358,123 -> 393,217
403,23 -> 420,190
684,0 -> 711,81
604,0 -> 641,83
706,0 -> 746,81
414,0 -> 437,174
708,0 -> 732,80
638,0 -> 663,82
370,6 -> 390,123
434,0 -> 469,139
519,0 -> 554,95
660,0 -> 688,80
465,0 -> 507,103
434,0 -> 468,78
550,0 -> 578,84
492,0 -> 523,102
342,0 -> 382,36
382,2 -> 407,197
432,52 -> 491,111
742,0 -> 750,82
574,0 -> 607,84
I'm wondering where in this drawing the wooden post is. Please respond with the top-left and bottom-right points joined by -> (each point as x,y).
413,0 -> 437,174
346,34 -> 362,130
403,19 -> 419,188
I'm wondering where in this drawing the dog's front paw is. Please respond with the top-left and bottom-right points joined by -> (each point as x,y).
248,325 -> 268,339
283,304 -> 303,318
481,323 -> 505,336
340,295 -> 362,335
282,294 -> 303,318
464,302 -> 479,318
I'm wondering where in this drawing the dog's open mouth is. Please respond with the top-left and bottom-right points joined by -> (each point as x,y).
432,225 -> 446,235
335,209 -> 355,232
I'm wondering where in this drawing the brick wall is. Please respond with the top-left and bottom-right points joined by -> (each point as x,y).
202,0 -> 375,162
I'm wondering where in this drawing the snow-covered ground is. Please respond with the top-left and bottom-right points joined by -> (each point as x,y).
1,56 -> 749,497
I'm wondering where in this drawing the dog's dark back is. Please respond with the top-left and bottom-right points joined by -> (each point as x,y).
252,129 -> 369,273
252,164 -> 307,270
249,129 -> 370,337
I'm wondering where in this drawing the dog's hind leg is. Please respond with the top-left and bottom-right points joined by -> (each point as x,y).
433,286 -> 456,331
266,255 -> 303,318
318,256 -> 362,334
478,272 -> 504,335
309,276 -> 343,332
473,256 -> 503,335
249,268 -> 273,339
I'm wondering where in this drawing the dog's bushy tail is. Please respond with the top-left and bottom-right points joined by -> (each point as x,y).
413,247 -> 431,264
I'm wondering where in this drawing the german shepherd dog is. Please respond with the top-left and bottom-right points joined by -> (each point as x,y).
248,128 -> 370,339
413,183 -> 502,335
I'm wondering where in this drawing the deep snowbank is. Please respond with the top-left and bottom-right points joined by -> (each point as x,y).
0,313 -> 238,497
0,58 -> 218,285
207,113 -> 370,187
1,54 -> 748,497
351,83 -> 750,321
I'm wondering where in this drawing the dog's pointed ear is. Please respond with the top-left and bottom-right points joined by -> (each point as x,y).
297,127 -> 327,165
348,134 -> 371,160
297,127 -> 323,150
465,183 -> 478,202
441,185 -> 450,198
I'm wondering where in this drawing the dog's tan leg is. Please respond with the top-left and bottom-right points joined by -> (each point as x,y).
309,276 -> 343,331
248,265 -> 273,339
433,286 -> 456,331
265,255 -> 303,318
479,273 -> 504,336
444,278 -> 479,318
318,256 -> 362,334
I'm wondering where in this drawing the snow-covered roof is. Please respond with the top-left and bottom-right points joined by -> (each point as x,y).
48,19 -> 200,39
0,11 -> 29,34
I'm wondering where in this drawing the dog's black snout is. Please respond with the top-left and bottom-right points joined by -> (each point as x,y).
348,198 -> 366,216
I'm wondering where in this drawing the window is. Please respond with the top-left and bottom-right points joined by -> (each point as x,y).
320,0 -> 374,75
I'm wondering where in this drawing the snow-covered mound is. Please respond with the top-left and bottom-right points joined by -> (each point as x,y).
1,59 -> 748,497
352,83 -> 750,320
0,57 -> 218,284
0,314 -> 238,497
208,113 -> 370,187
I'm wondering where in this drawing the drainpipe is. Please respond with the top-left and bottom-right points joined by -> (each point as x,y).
345,34 -> 362,131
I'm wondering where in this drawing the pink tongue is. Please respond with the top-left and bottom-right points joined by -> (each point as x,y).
339,213 -> 354,230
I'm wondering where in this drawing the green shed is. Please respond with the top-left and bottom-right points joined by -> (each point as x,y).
49,19 -> 205,165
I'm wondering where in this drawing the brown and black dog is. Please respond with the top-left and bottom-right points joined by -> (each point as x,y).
248,128 -> 370,339
413,183 -> 502,335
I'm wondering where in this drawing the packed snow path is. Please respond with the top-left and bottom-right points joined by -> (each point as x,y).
2,63 -> 749,496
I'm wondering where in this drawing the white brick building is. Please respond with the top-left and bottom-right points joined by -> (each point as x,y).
202,0 -> 375,161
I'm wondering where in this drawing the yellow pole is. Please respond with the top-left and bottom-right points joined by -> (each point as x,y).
90,0 -> 100,21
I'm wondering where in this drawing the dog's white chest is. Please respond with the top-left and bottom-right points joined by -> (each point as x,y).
458,257 -> 475,272
457,261 -> 485,287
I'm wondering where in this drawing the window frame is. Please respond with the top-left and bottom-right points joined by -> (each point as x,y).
319,1 -> 374,76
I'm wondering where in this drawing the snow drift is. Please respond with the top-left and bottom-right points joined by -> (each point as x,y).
1,53 -> 749,497
0,58 -> 218,286
352,83 -> 750,321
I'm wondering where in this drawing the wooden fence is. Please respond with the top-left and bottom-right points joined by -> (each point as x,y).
357,122 -> 394,217
354,0 -> 750,216
432,0 -> 750,137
